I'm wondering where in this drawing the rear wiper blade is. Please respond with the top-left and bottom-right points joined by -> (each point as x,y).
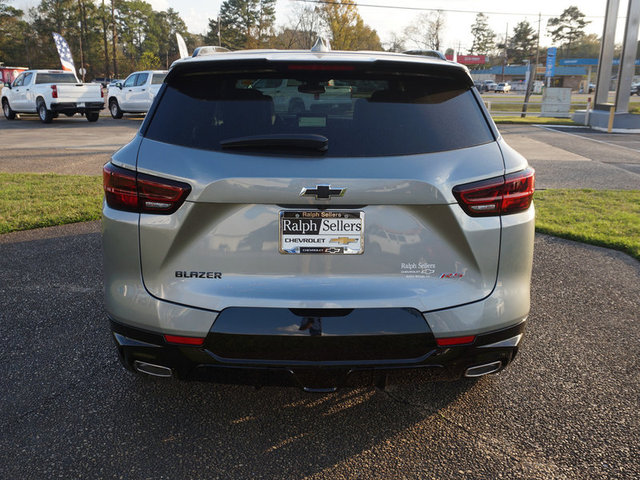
220,134 -> 328,152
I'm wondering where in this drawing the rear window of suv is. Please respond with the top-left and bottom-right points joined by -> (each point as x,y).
145,63 -> 494,157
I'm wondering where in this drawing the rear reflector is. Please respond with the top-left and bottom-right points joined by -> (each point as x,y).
103,163 -> 191,214
436,335 -> 476,346
164,334 -> 205,346
452,168 -> 535,217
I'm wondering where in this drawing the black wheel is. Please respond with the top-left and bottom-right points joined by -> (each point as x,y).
109,98 -> 123,119
2,99 -> 16,120
37,99 -> 53,123
86,111 -> 99,122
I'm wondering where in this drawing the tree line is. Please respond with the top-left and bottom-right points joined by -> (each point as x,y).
0,0 -> 598,81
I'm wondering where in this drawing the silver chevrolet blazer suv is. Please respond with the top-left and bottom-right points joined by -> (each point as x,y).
102,46 -> 535,391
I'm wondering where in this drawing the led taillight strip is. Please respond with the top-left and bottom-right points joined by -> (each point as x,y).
452,168 -> 535,217
103,163 -> 191,214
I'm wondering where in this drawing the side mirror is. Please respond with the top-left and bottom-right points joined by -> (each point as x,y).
117,82 -> 123,89
4,82 -> 12,89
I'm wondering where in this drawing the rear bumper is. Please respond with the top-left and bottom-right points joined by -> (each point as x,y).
50,101 -> 104,113
110,313 -> 526,390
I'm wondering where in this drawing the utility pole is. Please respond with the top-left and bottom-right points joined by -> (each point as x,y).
218,15 -> 222,47
111,0 -> 118,77
101,0 -> 110,77
501,23 -> 508,82
77,0 -> 85,82
522,13 -> 542,117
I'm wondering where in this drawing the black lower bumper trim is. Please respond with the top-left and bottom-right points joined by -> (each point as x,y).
50,102 -> 104,113
109,317 -> 526,389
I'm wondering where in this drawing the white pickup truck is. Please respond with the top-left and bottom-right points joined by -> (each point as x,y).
2,70 -> 104,123
250,78 -> 353,114
107,70 -> 167,118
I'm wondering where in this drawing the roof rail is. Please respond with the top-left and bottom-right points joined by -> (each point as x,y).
311,37 -> 331,53
402,50 -> 447,61
192,46 -> 231,57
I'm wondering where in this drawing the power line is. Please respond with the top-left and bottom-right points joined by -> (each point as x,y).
294,0 -> 608,19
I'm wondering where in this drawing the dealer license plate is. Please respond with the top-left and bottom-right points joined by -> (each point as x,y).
279,210 -> 364,255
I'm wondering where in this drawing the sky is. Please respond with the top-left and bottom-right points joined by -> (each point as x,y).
11,0 -> 632,54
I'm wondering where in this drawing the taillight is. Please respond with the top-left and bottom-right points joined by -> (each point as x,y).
51,85 -> 58,98
103,163 -> 191,214
452,168 -> 535,216
287,64 -> 355,71
100,87 -> 104,98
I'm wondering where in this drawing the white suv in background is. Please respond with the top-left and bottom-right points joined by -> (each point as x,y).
107,70 -> 167,117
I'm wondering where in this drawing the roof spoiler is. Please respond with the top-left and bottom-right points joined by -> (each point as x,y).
402,50 -> 447,61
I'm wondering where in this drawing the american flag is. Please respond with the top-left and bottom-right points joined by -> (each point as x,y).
52,33 -> 75,72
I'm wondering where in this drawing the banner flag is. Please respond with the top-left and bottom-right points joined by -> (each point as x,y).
52,33 -> 75,72
176,33 -> 189,59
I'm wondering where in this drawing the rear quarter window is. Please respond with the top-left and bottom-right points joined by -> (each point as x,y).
145,64 -> 494,157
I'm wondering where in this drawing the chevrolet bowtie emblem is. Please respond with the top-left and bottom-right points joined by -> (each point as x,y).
330,237 -> 358,245
299,185 -> 346,199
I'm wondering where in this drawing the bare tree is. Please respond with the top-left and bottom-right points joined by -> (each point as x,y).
273,3 -> 322,49
384,32 -> 405,52
404,11 -> 446,51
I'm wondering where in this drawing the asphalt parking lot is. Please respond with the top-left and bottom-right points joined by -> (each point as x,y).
0,116 -> 639,478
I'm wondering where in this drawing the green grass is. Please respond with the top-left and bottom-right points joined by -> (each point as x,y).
0,173 -> 102,234
0,174 -> 638,262
535,189 -> 640,261
494,116 -> 579,125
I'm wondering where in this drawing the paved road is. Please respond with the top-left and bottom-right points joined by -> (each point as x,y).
2,116 -> 640,189
0,115 -> 139,175
497,124 -> 640,190
0,223 -> 638,479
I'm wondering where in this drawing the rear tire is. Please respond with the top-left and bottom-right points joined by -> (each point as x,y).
2,99 -> 16,120
109,98 -> 123,119
37,99 -> 53,124
86,111 -> 99,122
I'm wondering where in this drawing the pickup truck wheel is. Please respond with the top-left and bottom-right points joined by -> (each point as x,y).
109,99 -> 123,119
2,99 -> 16,120
37,99 -> 53,124
86,111 -> 99,122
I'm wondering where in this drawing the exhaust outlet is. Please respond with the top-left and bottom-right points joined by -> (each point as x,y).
133,360 -> 173,378
464,360 -> 502,378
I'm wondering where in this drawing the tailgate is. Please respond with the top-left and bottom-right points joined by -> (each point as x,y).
136,139 -> 504,312
55,84 -> 102,102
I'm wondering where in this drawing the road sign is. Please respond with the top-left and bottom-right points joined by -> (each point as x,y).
545,47 -> 557,78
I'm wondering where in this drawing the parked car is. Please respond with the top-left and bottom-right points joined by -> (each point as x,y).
631,82 -> 640,95
482,80 -> 498,92
103,47 -> 535,390
106,70 -> 167,118
495,82 -> 511,93
2,69 -> 104,123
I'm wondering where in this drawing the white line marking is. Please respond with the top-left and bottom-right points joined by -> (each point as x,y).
535,125 -> 640,155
